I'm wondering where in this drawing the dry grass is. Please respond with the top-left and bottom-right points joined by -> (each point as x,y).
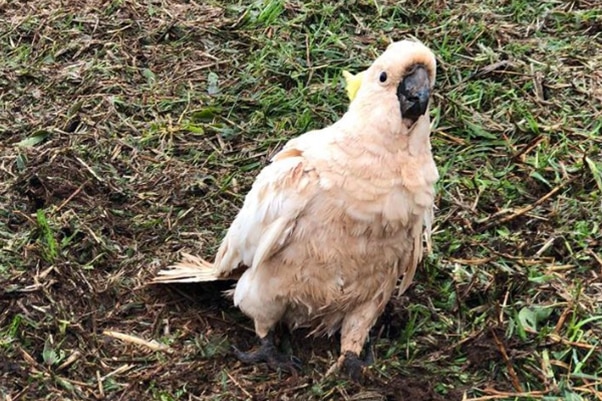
1,0 -> 601,400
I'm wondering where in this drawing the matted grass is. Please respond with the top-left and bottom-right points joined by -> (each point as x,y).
1,0 -> 601,400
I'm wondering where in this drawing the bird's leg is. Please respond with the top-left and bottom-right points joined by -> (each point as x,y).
363,333 -> 375,365
233,331 -> 302,373
337,332 -> 383,381
326,301 -> 382,381
325,351 -> 367,382
338,333 -> 376,381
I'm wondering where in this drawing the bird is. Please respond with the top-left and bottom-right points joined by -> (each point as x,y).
153,39 -> 438,380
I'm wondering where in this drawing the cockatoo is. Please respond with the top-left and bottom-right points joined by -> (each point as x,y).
153,39 -> 438,379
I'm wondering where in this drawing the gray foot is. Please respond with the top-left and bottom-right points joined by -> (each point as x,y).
233,332 -> 302,373
341,351 -> 366,382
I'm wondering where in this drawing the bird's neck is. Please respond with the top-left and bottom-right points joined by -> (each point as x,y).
339,99 -> 432,157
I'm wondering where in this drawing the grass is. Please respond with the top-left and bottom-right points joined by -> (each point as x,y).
1,0 -> 601,400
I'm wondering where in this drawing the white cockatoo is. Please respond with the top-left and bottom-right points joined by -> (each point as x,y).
153,39 -> 438,379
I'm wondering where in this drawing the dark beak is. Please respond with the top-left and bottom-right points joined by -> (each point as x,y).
397,65 -> 431,124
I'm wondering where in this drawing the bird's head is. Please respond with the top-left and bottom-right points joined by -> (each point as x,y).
351,40 -> 437,132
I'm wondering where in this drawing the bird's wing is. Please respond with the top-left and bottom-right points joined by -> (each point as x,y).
212,134 -> 324,278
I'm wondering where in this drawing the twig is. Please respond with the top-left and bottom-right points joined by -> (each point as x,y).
553,304 -> 573,333
546,333 -> 599,350
476,179 -> 573,231
102,330 -> 172,352
57,350 -> 81,371
512,135 -> 545,161
55,180 -> 89,212
588,249 -> 602,271
490,329 -> 524,392
226,371 -> 253,399
75,156 -> 104,183
97,363 -> 135,382
96,370 -> 105,399
571,385 -> 602,401
464,388 -> 548,401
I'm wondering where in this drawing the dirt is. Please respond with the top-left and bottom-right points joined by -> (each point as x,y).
3,0 -> 600,400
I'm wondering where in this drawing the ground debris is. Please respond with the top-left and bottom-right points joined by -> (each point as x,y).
1,0 -> 600,400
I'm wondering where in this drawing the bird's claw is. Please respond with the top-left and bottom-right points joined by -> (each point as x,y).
232,336 -> 301,373
341,351 -> 367,382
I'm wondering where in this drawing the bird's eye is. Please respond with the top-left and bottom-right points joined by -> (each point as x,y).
379,72 -> 387,83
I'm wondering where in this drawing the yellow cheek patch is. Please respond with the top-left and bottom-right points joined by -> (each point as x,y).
342,69 -> 366,102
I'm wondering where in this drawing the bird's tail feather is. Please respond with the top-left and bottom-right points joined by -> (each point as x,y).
152,253 -> 222,283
